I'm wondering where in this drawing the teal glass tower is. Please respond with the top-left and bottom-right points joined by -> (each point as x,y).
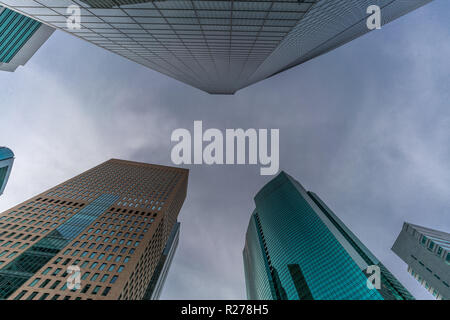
0,6 -> 53,72
0,147 -> 14,196
243,171 -> 414,300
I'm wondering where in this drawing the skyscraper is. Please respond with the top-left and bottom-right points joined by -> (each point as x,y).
0,6 -> 53,72
243,171 -> 414,300
392,223 -> 450,300
0,159 -> 189,300
0,0 -> 432,93
0,147 -> 14,196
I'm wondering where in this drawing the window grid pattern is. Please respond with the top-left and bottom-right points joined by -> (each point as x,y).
0,0 -> 316,93
0,159 -> 188,300
0,0 -> 431,93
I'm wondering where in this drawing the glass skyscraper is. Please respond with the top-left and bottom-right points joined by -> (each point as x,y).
0,147 -> 14,196
392,223 -> 450,300
243,171 -> 414,300
0,5 -> 53,71
0,0 -> 432,93
0,159 -> 188,300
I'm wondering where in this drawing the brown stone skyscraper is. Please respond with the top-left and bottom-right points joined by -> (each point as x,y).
0,159 -> 188,300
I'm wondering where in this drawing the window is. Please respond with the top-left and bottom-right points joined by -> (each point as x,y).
1,241 -> 12,247
91,273 -> 99,281
110,275 -> 118,284
101,287 -> 111,296
27,292 -> 39,300
7,251 -> 18,258
14,290 -> 28,300
42,267 -> 51,275
81,284 -> 91,294
39,293 -> 49,300
92,286 -> 101,295
52,268 -> 62,276
39,279 -> 51,288
29,278 -> 40,287
50,280 -> 61,290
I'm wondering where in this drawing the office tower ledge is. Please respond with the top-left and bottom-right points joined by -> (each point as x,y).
392,223 -> 450,300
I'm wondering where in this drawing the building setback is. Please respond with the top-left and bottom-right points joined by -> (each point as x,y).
0,6 -> 53,72
0,159 -> 188,300
0,0 -> 433,93
392,223 -> 450,300
243,171 -> 414,300
0,147 -> 14,196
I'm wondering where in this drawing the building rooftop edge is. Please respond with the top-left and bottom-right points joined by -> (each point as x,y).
108,158 -> 189,173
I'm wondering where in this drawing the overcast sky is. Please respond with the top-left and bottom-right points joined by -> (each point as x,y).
0,0 -> 448,300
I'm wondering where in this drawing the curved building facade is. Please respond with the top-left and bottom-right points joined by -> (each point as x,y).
243,171 -> 414,300
0,147 -> 14,196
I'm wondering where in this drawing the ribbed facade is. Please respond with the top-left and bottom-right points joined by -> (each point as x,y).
0,7 -> 40,63
0,0 -> 433,93
0,5 -> 54,72
0,159 -> 188,300
243,171 -> 414,300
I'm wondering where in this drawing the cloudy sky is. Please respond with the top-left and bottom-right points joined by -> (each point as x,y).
0,0 -> 449,300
